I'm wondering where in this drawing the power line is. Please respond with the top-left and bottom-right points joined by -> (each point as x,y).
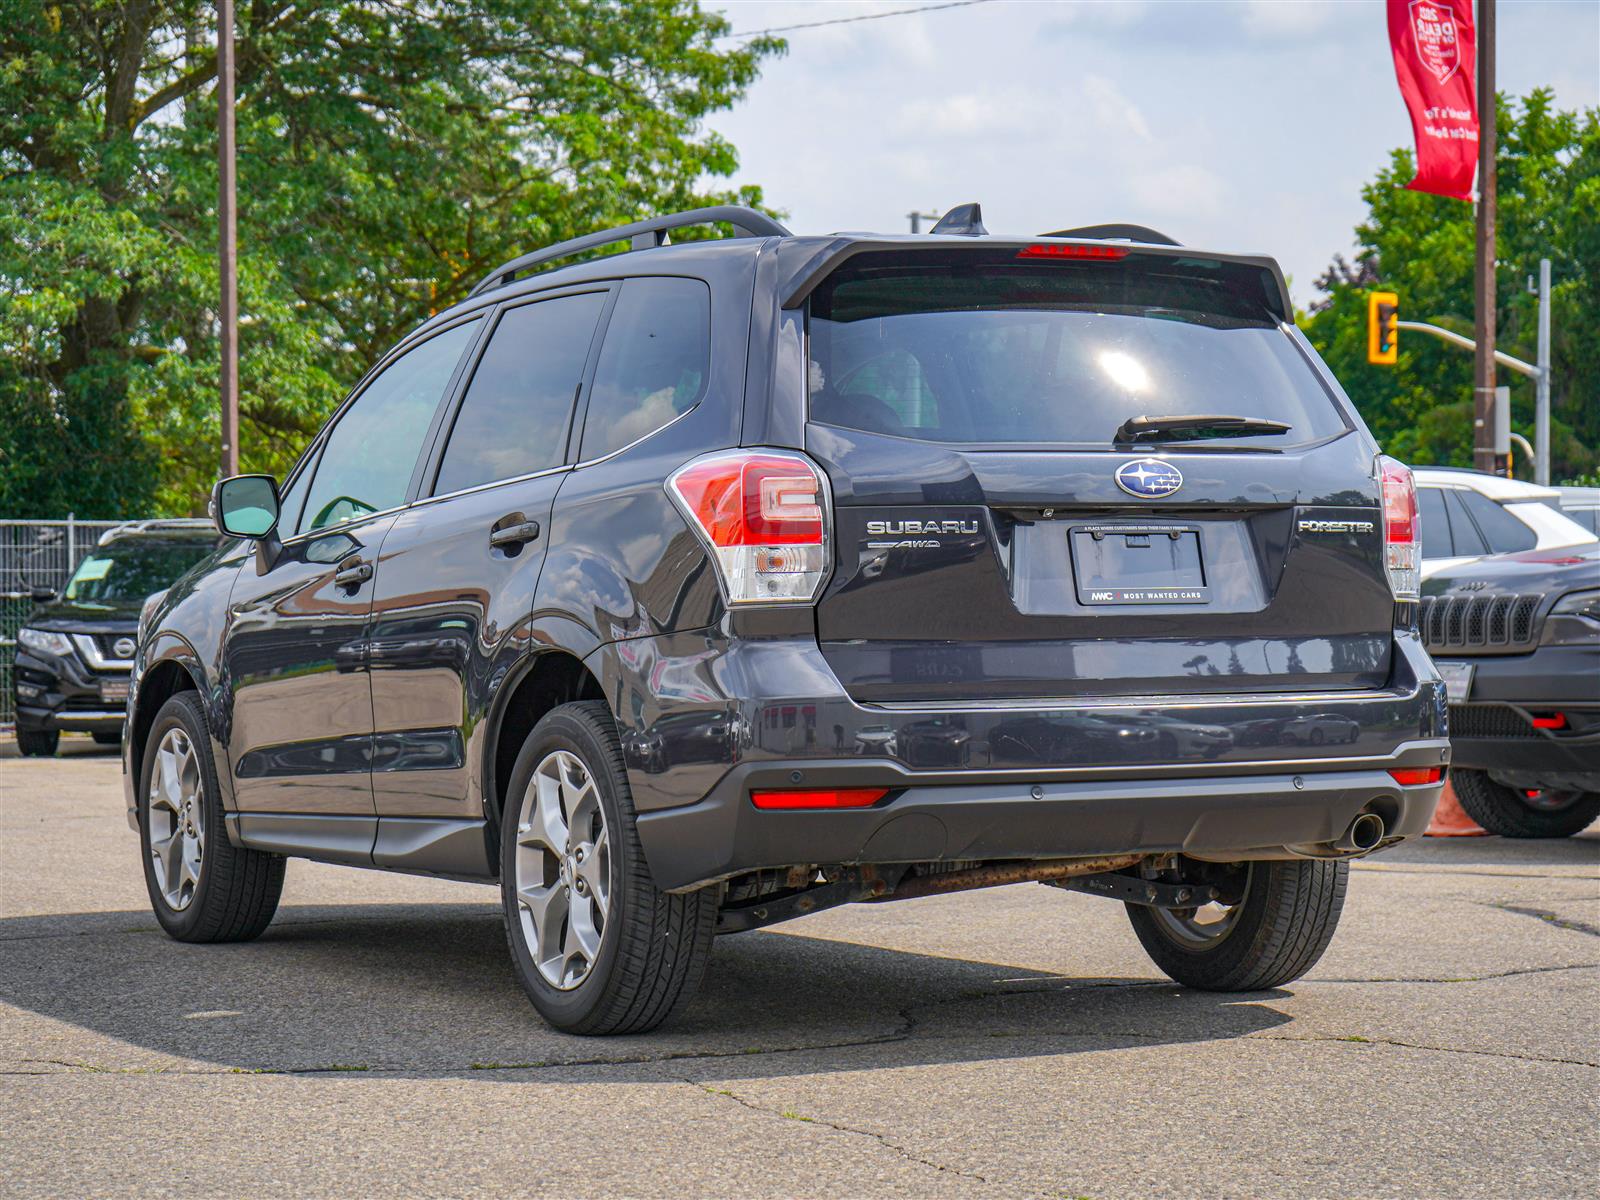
722,0 -> 994,41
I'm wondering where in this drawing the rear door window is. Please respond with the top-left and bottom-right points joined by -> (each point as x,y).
298,319 -> 480,535
1417,487 -> 1453,557
807,256 -> 1346,448
433,292 -> 607,495
578,278 -> 711,461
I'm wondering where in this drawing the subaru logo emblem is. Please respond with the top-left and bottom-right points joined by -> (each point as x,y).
1115,458 -> 1183,498
113,637 -> 136,658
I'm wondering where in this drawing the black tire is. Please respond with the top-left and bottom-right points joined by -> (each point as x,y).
500,701 -> 716,1035
1451,768 -> 1600,839
1127,859 -> 1348,991
15,728 -> 58,757
92,730 -> 122,746
138,692 -> 286,942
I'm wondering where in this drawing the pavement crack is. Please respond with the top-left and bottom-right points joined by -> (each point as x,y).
1481,901 -> 1600,939
1308,962 -> 1599,984
686,1078 -> 992,1185
1240,1032 -> 1597,1069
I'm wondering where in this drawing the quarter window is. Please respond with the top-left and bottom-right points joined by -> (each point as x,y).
1442,491 -> 1488,556
434,292 -> 607,495
1456,490 -> 1537,554
298,320 -> 480,534
579,278 -> 711,461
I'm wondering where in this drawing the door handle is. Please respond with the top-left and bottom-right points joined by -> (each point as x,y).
333,559 -> 373,588
489,520 -> 541,549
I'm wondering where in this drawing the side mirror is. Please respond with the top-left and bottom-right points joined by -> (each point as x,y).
211,474 -> 284,571
30,586 -> 58,603
211,474 -> 280,539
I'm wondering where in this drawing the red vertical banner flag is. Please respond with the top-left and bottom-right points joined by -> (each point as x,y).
1386,0 -> 1479,200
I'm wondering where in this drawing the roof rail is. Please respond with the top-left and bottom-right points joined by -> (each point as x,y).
468,205 -> 792,298
97,518 -> 214,544
1042,223 -> 1181,247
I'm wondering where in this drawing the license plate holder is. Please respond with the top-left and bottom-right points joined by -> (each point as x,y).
1434,660 -> 1473,703
100,679 -> 130,703
1070,524 -> 1209,605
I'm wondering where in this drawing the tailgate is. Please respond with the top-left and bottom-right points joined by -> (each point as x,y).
802,248 -> 1394,703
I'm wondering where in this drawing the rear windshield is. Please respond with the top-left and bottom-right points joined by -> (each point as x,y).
807,256 -> 1347,449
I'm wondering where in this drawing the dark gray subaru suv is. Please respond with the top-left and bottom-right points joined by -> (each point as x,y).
124,205 -> 1449,1034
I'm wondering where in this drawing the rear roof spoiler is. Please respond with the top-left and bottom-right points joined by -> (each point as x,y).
776,236 -> 1294,324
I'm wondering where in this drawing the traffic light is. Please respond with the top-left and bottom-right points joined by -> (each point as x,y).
1367,291 -> 1399,365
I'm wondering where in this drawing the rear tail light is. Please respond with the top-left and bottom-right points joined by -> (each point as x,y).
750,787 -> 888,810
1379,455 -> 1419,601
667,450 -> 832,605
1388,766 -> 1443,785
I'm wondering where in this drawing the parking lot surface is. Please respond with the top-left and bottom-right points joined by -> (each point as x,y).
2,738 -> 1596,1198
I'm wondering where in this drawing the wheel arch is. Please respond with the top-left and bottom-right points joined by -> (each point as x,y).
482,646 -> 607,868
130,655 -> 204,795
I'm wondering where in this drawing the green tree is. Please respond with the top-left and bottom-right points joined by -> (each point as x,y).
1,1 -> 779,516
1302,90 -> 1599,483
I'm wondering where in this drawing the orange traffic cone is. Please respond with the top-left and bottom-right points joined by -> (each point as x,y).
1425,775 -> 1489,837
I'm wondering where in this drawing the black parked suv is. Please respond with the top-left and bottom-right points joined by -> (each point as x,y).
1423,544 -> 1600,837
14,521 -> 218,756
124,206 -> 1449,1034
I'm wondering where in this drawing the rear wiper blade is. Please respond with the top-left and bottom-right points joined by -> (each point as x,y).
1114,414 -> 1292,444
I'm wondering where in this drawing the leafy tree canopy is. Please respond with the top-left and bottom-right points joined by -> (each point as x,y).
1,1 -> 779,516
1302,90 -> 1599,484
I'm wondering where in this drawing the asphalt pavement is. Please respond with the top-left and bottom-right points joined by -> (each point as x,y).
2,737 -> 1596,1198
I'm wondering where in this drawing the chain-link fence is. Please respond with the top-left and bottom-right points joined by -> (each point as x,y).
2,518 -> 125,727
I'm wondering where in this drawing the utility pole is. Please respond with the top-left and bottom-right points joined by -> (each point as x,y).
218,0 -> 239,479
907,210 -> 940,234
1535,257 -> 1551,485
1473,0 -> 1501,475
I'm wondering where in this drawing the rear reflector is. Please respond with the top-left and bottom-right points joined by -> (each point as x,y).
1017,243 -> 1129,261
1388,767 -> 1443,785
1378,455 -> 1420,601
667,450 -> 832,605
750,787 -> 888,810
1530,713 -> 1568,730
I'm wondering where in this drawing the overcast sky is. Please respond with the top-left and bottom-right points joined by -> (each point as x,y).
704,0 -> 1599,306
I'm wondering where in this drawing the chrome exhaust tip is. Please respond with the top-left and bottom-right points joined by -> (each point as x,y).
1335,811 -> 1386,854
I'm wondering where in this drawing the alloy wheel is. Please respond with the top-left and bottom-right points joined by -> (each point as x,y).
1521,788 -> 1584,812
147,727 -> 205,911
1149,863 -> 1253,949
514,750 -> 612,990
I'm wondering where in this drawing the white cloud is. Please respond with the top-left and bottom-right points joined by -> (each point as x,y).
1082,74 -> 1153,142
1242,0 -> 1338,39
892,90 -> 1058,139
1127,163 -> 1228,220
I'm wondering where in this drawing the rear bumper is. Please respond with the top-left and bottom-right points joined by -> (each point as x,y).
637,749 -> 1447,891
588,629 -> 1450,891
